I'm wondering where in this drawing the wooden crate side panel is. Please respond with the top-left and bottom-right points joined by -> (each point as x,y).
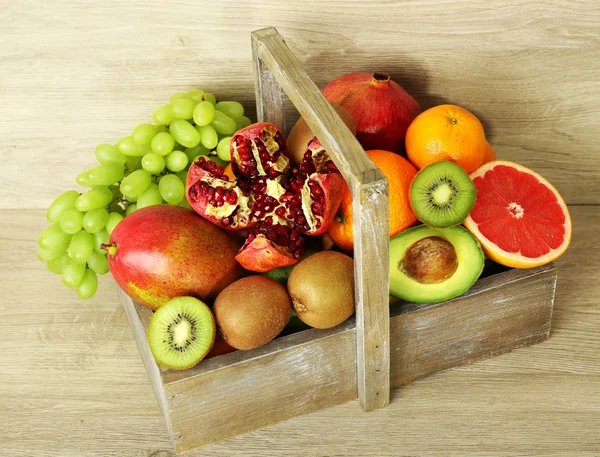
166,330 -> 358,453
390,266 -> 557,387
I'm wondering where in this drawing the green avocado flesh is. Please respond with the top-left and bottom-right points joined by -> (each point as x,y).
389,225 -> 484,303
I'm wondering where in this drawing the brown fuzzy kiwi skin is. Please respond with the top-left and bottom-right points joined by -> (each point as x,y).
287,251 -> 355,329
287,103 -> 357,165
213,276 -> 291,350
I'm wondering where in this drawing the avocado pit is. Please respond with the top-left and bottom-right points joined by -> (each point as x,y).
401,236 -> 458,284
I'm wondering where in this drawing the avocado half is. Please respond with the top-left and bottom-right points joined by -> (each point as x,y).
390,225 -> 484,303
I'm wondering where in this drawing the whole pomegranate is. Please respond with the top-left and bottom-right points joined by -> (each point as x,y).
103,205 -> 243,310
323,72 -> 421,155
186,122 -> 344,272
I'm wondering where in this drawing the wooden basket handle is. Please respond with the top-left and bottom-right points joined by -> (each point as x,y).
251,27 -> 391,411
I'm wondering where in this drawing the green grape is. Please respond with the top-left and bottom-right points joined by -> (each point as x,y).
62,258 -> 86,288
204,93 -> 217,105
81,164 -> 125,186
170,120 -> 200,148
125,194 -> 137,203
165,150 -> 188,172
76,171 -> 93,187
158,175 -> 184,204
82,208 -> 109,233
37,246 -> 64,262
132,123 -> 157,145
170,98 -> 197,120
141,152 -> 166,174
125,155 -> 143,171
185,89 -> 205,102
216,136 -> 232,161
155,124 -> 168,134
169,92 -> 187,103
68,230 -> 94,264
176,170 -> 188,184
197,124 -> 218,149
235,115 -> 252,130
38,223 -> 72,252
95,144 -> 127,166
207,155 -> 228,168
126,204 -> 137,216
75,187 -> 113,212
178,198 -> 192,210
210,110 -> 237,135
120,170 -> 152,198
87,251 -> 109,275
47,190 -> 80,222
193,101 -> 216,126
59,208 -> 84,234
106,212 -> 123,235
47,253 -> 70,275
185,144 -> 209,163
77,269 -> 98,299
93,229 -> 109,255
151,132 -> 175,156
117,136 -> 148,157
152,104 -> 174,125
137,183 -> 163,209
215,101 -> 244,120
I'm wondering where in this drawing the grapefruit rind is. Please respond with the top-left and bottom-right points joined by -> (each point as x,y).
464,160 -> 571,269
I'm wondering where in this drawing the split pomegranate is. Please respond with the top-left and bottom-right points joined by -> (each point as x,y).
323,72 -> 421,155
186,123 -> 344,272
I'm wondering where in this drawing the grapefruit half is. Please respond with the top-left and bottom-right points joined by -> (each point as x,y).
464,160 -> 571,268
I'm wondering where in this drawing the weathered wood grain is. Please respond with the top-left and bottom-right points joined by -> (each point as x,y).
1,0 -> 598,208
1,207 -> 598,456
120,257 -> 556,453
251,27 -> 391,411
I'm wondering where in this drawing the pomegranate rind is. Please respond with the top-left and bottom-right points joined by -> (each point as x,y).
302,172 -> 345,235
464,160 -> 572,268
235,234 -> 299,272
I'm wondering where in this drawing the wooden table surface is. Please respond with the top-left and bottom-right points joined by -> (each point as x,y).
1,1 -> 599,456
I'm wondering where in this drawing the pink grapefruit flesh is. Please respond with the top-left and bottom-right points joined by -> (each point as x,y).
464,160 -> 571,268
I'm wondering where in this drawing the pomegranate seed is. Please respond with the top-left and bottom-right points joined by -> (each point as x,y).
221,217 -> 232,226
295,215 -> 306,226
311,185 -> 324,199
275,207 -> 286,217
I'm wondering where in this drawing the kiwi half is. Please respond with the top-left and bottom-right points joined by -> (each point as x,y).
147,296 -> 216,369
409,161 -> 476,228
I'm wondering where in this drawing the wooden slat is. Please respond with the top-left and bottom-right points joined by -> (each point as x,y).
120,260 -> 556,452
251,27 -> 390,411
2,0 -> 598,209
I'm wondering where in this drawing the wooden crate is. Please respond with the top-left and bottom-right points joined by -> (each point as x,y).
118,27 -> 558,454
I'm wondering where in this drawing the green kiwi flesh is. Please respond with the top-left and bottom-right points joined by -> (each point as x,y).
147,296 -> 216,369
410,161 -> 476,228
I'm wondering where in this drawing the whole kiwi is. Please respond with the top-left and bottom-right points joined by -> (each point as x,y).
213,276 -> 291,350
287,102 -> 357,165
287,251 -> 355,329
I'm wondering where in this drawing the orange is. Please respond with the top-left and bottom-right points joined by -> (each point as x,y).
481,140 -> 496,164
405,104 -> 486,173
224,163 -> 235,180
464,161 -> 571,268
327,150 -> 418,252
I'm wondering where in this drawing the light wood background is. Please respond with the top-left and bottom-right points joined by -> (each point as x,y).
1,1 -> 599,456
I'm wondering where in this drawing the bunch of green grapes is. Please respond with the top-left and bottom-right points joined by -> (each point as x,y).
37,89 -> 250,300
